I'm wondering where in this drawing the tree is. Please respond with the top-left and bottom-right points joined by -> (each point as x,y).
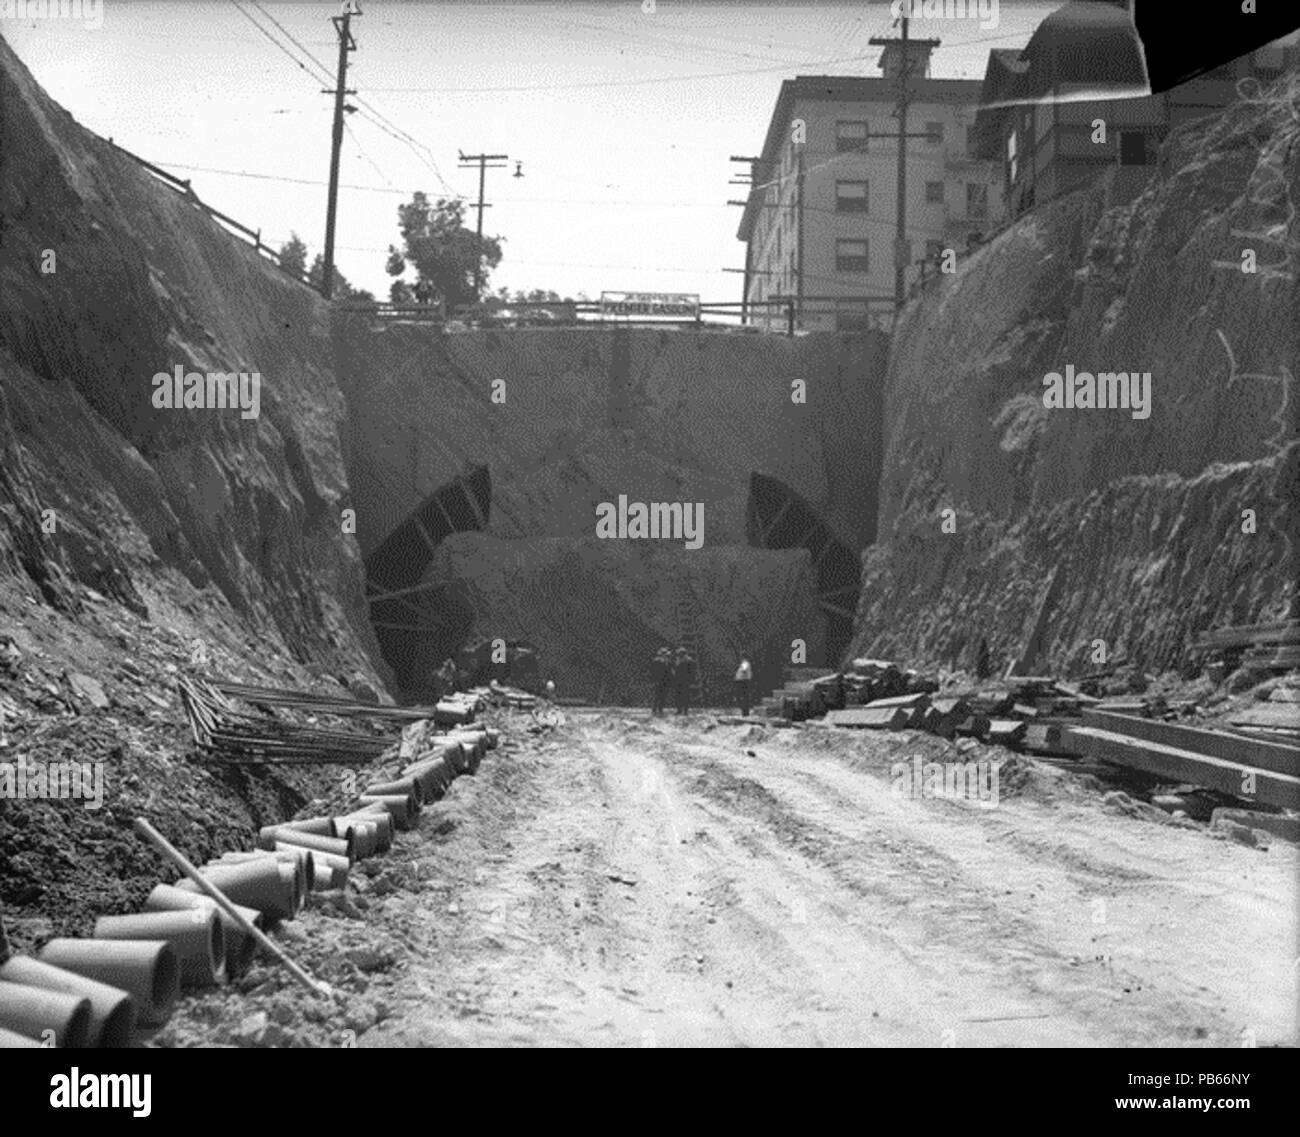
307,254 -> 374,303
277,233 -> 308,278
385,193 -> 502,310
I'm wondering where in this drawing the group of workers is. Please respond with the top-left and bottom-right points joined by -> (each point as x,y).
650,647 -> 753,716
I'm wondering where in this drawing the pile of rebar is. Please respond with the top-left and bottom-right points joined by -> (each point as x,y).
208,680 -> 436,722
178,678 -> 398,765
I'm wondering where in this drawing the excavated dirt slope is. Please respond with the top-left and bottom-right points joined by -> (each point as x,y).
853,73 -> 1299,676
0,34 -> 389,942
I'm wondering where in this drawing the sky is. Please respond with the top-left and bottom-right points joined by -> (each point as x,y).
4,1 -> 1060,302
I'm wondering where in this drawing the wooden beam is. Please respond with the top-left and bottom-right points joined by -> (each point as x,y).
757,495 -> 795,545
819,601 -> 855,620
1083,710 -> 1299,778
459,473 -> 490,531
1070,726 -> 1300,810
367,579 -> 447,605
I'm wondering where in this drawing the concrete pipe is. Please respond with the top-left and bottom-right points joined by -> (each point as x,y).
357,792 -> 418,830
363,775 -> 422,804
403,758 -> 452,803
334,818 -> 377,859
0,978 -> 92,1048
94,910 -> 224,989
142,884 -> 263,979
177,858 -> 296,922
258,826 -> 354,864
275,844 -> 347,889
0,1024 -> 42,1047
38,939 -> 178,1028
278,816 -> 336,837
0,955 -> 136,1048
339,810 -> 392,853
215,850 -> 312,911
433,701 -> 473,726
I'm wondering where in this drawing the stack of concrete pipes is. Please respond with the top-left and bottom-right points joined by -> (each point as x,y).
0,714 -> 498,1048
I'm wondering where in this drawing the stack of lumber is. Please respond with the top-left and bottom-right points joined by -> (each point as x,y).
1068,709 -> 1300,810
1194,619 -> 1300,674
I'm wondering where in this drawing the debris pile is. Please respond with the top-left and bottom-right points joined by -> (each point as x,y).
0,681 -> 500,1047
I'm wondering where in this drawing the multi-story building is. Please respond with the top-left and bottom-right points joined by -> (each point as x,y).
971,2 -> 1300,226
736,39 -> 1004,332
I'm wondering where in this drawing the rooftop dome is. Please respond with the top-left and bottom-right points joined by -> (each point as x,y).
1017,1 -> 1149,99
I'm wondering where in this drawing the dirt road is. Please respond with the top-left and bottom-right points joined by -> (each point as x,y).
359,711 -> 1297,1048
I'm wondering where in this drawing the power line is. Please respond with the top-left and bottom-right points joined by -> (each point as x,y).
356,53 -> 872,95
227,0 -> 332,88
250,0 -> 334,83
344,119 -> 397,191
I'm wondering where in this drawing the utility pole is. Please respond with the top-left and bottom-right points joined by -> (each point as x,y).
458,150 -> 509,303
869,15 -> 940,316
322,1 -> 360,300
729,155 -> 760,320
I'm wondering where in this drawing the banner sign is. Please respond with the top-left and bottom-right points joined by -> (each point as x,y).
600,291 -> 699,318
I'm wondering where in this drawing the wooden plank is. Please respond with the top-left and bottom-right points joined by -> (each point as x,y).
1230,703 -> 1300,731
1070,727 -> 1300,810
863,692 -> 930,710
825,707 -> 910,729
1023,722 -> 1073,756
1194,620 -> 1300,650
1083,709 -> 1300,777
987,719 -> 1027,745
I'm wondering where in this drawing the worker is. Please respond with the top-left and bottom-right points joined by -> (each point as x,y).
650,647 -> 671,715
545,679 -> 556,702
672,646 -> 696,717
734,656 -> 753,716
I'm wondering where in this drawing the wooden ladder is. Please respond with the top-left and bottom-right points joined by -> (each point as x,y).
674,569 -> 705,706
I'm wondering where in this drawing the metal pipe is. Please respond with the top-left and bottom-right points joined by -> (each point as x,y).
0,977 -> 92,1047
38,939 -> 178,1027
0,955 -> 136,1048
94,910 -> 224,988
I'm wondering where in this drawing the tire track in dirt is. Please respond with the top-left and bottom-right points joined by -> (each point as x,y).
363,712 -> 1297,1047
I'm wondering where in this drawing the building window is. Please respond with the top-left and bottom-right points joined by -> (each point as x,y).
925,180 -> 944,204
926,121 -> 944,144
775,225 -> 781,259
836,181 -> 869,212
836,120 -> 869,152
836,239 -> 869,273
965,182 -> 988,219
1007,128 -> 1018,184
1119,130 -> 1150,166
